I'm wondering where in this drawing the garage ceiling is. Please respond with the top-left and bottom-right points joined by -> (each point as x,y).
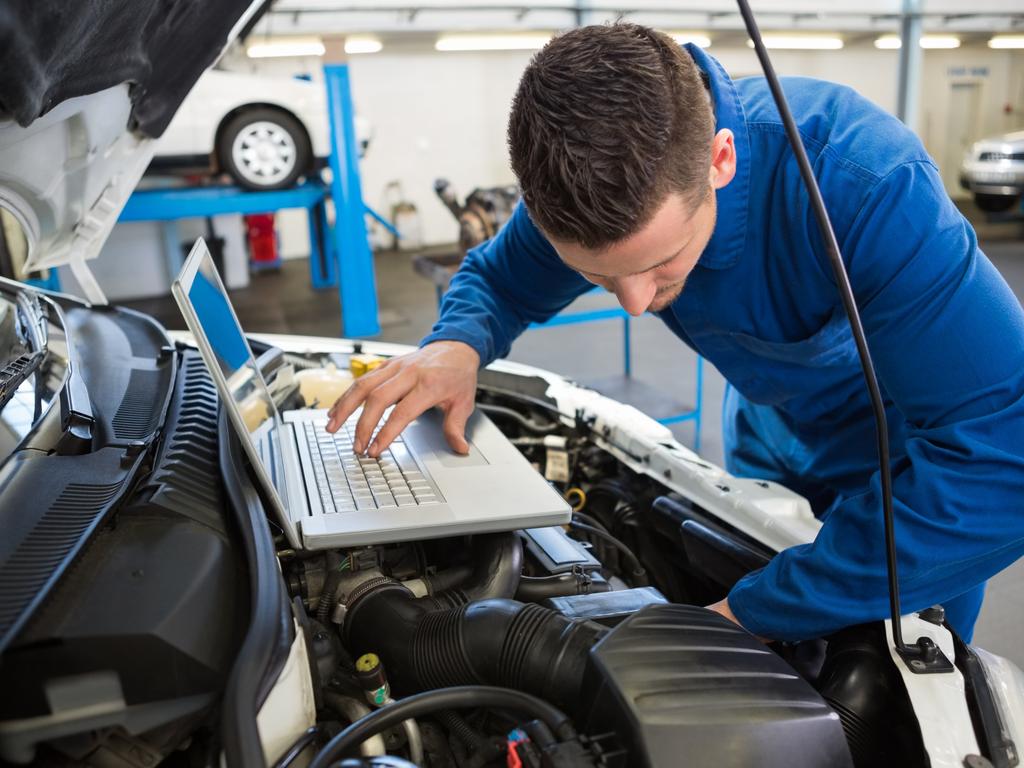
252,0 -> 1024,36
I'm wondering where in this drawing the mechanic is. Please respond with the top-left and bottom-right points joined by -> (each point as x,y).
327,23 -> 1024,643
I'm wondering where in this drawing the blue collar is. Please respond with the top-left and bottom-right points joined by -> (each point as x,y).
684,44 -> 750,270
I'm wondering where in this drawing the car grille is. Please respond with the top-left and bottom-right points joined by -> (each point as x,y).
979,151 -> 1024,162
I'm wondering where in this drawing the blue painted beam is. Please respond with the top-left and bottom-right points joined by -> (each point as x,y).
119,180 -> 327,221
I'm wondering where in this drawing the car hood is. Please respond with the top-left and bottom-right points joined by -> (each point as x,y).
0,0 -> 265,281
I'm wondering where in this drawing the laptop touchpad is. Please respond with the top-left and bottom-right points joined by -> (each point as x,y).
434,443 -> 489,467
405,409 -> 491,467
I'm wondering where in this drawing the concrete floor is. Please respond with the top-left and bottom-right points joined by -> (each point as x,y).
125,203 -> 1024,665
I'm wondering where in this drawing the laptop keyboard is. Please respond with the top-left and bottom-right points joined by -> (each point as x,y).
302,419 -> 441,514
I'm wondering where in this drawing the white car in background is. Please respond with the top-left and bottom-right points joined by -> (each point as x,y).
960,130 -> 1024,213
152,68 -> 371,191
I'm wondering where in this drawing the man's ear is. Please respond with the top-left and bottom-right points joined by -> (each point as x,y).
709,129 -> 737,190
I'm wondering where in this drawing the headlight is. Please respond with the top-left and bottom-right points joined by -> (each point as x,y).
975,648 -> 1024,748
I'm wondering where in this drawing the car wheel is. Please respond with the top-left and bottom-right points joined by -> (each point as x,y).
218,108 -> 312,191
974,193 -> 1020,214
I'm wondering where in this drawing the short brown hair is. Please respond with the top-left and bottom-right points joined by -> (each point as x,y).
508,23 -> 714,249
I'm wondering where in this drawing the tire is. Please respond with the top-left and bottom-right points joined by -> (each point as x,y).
974,193 -> 1020,214
217,108 -> 312,191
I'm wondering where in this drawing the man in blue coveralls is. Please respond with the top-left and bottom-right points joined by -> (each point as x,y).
328,24 -> 1024,642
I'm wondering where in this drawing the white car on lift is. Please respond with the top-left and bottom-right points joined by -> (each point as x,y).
152,68 -> 371,191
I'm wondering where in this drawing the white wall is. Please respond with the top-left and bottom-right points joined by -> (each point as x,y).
348,49 -> 533,247
707,46 -> 901,112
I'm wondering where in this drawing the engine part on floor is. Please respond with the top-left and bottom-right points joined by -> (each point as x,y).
569,521 -> 648,586
515,570 -> 611,602
581,604 -> 854,768
433,179 -> 519,256
309,686 -> 579,768
816,624 -> 927,768
523,526 -> 601,575
420,532 -> 523,606
323,693 -> 386,757
345,589 -> 606,714
543,587 -> 668,627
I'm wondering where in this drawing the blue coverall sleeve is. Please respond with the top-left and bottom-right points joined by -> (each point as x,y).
420,201 -> 592,365
728,160 -> 1024,642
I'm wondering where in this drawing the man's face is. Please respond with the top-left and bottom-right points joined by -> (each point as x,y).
551,191 -> 717,315
548,128 -> 736,317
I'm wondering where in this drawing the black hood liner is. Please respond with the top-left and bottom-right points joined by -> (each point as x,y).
0,0 -> 262,138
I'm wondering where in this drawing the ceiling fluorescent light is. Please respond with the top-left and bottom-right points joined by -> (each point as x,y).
920,35 -> 960,49
435,34 -> 552,52
670,32 -> 712,48
247,37 -> 325,58
874,34 -> 961,49
989,35 -> 1024,49
749,35 -> 843,50
345,37 -> 383,54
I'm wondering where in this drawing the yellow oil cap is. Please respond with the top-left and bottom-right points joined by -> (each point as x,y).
350,354 -> 385,378
356,653 -> 380,672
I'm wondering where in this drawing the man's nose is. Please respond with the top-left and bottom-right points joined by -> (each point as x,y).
612,276 -> 656,317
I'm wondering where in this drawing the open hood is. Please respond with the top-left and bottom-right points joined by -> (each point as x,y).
0,0 -> 266,298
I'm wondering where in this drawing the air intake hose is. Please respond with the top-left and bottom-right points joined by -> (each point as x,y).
424,532 -> 523,607
344,589 -> 605,715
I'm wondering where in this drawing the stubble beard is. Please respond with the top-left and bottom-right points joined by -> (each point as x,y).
647,280 -> 687,312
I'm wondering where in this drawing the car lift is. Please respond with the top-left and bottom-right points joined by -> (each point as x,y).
30,64 -> 383,338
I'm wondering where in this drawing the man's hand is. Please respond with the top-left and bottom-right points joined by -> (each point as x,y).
706,598 -> 769,642
326,341 -> 480,458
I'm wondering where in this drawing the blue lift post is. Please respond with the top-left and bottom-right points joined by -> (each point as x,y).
324,63 -> 380,337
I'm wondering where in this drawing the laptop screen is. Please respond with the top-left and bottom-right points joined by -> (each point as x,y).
176,241 -> 283,482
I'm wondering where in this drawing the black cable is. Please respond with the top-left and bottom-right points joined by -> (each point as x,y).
735,0 -> 906,652
571,510 -> 608,532
569,521 -> 648,586
585,480 -> 642,532
478,402 -> 557,432
271,726 -> 320,768
308,686 -> 575,768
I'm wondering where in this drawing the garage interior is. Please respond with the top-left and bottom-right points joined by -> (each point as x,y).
2,1 -> 1024,766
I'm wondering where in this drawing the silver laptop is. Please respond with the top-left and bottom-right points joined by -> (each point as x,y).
172,238 -> 570,549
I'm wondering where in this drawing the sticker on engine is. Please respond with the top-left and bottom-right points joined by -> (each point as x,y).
544,449 -> 570,483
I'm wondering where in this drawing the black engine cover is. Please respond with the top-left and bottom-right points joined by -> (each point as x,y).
581,604 -> 853,768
